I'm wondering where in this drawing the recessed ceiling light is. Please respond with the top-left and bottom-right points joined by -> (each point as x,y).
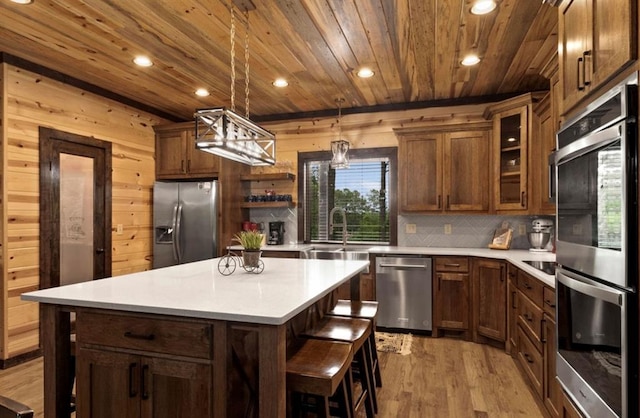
195,88 -> 210,97
461,54 -> 481,66
507,137 -> 517,142
357,67 -> 375,78
10,0 -> 34,4
272,78 -> 289,88
133,55 -> 153,67
471,0 -> 497,15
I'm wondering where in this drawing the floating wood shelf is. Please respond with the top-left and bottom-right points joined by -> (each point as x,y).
500,171 -> 521,178
241,201 -> 296,209
240,172 -> 295,182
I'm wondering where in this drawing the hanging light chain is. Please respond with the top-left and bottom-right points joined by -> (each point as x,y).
337,98 -> 345,138
229,0 -> 236,112
244,9 -> 250,118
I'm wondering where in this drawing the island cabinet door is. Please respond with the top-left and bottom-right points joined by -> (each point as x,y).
139,357 -> 212,418
76,348 -> 140,418
77,348 -> 212,417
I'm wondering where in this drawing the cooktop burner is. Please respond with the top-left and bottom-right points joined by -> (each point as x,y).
522,260 -> 556,275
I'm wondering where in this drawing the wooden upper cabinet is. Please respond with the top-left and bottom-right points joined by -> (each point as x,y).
155,127 -> 188,177
560,0 -> 590,109
444,130 -> 490,211
399,134 -> 442,212
485,93 -> 547,213
154,123 -> 220,179
489,105 -> 529,211
559,0 -> 636,113
532,92 -> 557,215
398,127 -> 490,213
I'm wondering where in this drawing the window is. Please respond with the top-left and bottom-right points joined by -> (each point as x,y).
298,148 -> 397,245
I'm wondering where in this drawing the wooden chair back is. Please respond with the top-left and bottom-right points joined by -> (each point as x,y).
0,395 -> 34,418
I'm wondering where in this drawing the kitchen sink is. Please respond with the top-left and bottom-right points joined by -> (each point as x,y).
307,250 -> 369,260
302,246 -> 370,272
307,244 -> 372,253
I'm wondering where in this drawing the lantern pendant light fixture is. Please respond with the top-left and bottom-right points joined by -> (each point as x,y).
194,0 -> 275,166
330,98 -> 349,169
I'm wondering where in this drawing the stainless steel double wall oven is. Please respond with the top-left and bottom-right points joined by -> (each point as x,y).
555,73 -> 639,418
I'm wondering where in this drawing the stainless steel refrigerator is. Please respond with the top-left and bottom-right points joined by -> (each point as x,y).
153,180 -> 218,268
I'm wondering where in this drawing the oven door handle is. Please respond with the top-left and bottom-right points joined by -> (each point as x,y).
555,124 -> 621,165
557,270 -> 624,306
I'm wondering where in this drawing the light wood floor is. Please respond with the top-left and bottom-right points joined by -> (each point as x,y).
376,335 -> 544,417
0,335 -> 544,417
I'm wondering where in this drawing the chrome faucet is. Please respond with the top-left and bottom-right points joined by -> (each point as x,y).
329,206 -> 349,246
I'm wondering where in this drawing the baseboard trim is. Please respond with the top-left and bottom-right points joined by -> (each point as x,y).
0,349 -> 42,369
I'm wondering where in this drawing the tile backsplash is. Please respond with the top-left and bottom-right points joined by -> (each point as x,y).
248,207 -> 298,244
248,208 -> 554,249
398,214 -> 554,249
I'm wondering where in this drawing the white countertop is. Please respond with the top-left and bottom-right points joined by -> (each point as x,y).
21,257 -> 369,325
228,243 -> 315,252
368,246 -> 556,287
238,244 -> 556,287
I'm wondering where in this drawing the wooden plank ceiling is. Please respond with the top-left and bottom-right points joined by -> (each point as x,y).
0,0 -> 558,121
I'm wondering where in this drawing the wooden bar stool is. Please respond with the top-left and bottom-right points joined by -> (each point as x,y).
326,300 -> 382,389
286,339 -> 354,418
303,316 -> 376,417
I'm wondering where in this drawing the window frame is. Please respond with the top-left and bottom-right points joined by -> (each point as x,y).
297,147 -> 398,245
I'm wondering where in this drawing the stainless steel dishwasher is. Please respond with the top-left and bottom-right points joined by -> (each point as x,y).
375,255 -> 432,331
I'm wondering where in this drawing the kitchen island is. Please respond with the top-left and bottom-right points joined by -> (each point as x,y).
22,257 -> 369,418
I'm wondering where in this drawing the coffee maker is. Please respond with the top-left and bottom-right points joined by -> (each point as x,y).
268,221 -> 285,245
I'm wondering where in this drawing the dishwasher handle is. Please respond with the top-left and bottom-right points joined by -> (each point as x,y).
378,263 -> 428,269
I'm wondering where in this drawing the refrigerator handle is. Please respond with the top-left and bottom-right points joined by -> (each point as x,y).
171,204 -> 180,263
175,203 -> 184,263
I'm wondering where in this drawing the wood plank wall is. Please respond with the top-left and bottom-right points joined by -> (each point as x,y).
1,63 -> 167,362
0,64 -> 7,362
256,103 -> 492,200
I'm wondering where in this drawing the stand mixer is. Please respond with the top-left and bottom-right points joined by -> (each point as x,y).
528,218 -> 553,252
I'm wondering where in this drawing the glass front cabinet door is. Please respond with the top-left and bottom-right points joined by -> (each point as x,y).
485,94 -> 535,212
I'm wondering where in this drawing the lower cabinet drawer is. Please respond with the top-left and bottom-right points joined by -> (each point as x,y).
517,290 -> 544,351
516,325 -> 543,398
517,270 -> 544,306
542,286 -> 556,317
435,257 -> 469,272
76,311 -> 212,359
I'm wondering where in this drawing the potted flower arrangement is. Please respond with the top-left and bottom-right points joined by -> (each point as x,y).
233,230 -> 263,268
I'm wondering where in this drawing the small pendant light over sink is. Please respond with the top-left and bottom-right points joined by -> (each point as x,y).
331,98 -> 349,169
194,0 -> 275,166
